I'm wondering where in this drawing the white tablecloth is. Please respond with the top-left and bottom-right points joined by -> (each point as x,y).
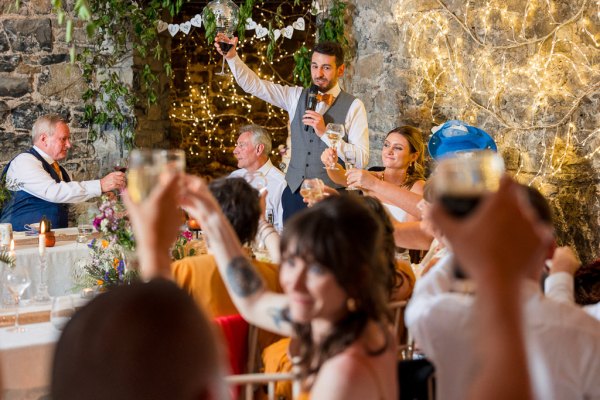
4,229 -> 90,300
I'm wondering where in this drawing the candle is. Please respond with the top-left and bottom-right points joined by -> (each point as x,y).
39,220 -> 46,258
9,239 -> 15,260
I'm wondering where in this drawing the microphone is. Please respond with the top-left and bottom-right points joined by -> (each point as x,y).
305,84 -> 319,131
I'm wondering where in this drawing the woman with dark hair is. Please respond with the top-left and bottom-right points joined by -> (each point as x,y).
181,175 -> 398,399
322,125 -> 426,222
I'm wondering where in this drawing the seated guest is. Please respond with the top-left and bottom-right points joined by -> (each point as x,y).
229,124 -> 286,232
181,181 -> 398,399
51,279 -> 226,400
322,125 -> 426,223
0,114 -> 125,230
545,247 -> 600,320
171,177 -> 282,352
406,184 -> 600,400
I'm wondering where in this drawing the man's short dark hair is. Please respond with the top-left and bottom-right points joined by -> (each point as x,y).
210,177 -> 260,244
312,41 -> 344,67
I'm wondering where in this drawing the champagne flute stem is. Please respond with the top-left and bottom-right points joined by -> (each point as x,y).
221,56 -> 226,74
13,294 -> 20,330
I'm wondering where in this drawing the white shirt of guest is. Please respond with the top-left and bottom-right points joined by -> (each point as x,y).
227,54 -> 370,168
545,272 -> 600,320
229,159 -> 286,232
406,255 -> 600,400
5,146 -> 102,204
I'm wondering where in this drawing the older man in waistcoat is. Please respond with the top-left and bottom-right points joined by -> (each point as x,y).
215,35 -> 369,222
0,114 -> 126,231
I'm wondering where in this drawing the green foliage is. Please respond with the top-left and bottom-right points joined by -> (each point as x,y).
318,0 -> 348,45
237,0 -> 255,42
203,7 -> 217,44
73,0 -> 180,150
293,45 -> 312,88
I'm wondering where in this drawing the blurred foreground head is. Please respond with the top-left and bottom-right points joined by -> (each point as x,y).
51,279 -> 224,400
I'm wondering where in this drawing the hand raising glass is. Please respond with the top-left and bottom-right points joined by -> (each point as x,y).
324,123 -> 346,170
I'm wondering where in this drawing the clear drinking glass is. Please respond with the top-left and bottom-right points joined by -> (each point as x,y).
244,171 -> 268,194
77,214 -> 93,244
324,124 -> 346,170
300,179 -> 324,204
432,151 -> 505,278
4,264 -> 31,333
216,33 -> 233,76
51,295 -> 76,331
127,149 -> 186,204
344,149 -> 359,190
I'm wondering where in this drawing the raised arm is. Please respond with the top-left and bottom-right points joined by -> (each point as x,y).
321,148 -> 348,186
181,175 -> 294,337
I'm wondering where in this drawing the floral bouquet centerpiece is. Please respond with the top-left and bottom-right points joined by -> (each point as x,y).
76,194 -> 138,290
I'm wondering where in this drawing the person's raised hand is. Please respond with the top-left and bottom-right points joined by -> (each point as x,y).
302,110 -> 326,136
549,246 -> 580,276
122,173 -> 182,281
321,148 -> 337,168
346,168 -> 377,191
214,33 -> 238,59
100,171 -> 126,192
431,176 -> 554,285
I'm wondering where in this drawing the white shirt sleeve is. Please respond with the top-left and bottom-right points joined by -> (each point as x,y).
405,253 -> 455,330
544,272 -> 575,304
228,54 -> 303,116
584,302 -> 600,321
6,153 -> 102,203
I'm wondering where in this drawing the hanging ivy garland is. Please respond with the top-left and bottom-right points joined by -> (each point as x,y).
48,0 -> 348,150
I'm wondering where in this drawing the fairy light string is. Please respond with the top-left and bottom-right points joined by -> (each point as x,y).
169,1 -> 316,176
394,0 -> 600,184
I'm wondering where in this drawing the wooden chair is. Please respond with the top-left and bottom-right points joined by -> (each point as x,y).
225,372 -> 301,400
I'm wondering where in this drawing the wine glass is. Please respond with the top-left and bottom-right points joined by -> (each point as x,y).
4,264 -> 31,332
113,157 -> 128,173
432,150 -> 505,278
344,149 -> 359,190
324,123 -> 346,170
300,178 -> 324,205
51,295 -> 76,331
216,32 -> 233,76
244,171 -> 268,194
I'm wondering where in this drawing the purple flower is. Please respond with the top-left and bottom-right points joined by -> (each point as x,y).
93,217 -> 103,231
88,238 -> 96,249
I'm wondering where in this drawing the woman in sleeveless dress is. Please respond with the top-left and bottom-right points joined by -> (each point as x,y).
322,125 -> 427,223
180,184 -> 398,400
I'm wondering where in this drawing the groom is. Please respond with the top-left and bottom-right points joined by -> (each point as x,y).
215,34 -> 370,222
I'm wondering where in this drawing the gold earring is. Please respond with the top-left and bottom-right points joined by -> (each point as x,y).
347,298 -> 357,312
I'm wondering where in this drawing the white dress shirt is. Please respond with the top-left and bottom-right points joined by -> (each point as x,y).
229,159 -> 286,232
227,55 -> 370,168
545,271 -> 600,320
406,255 -> 600,400
5,146 -> 102,203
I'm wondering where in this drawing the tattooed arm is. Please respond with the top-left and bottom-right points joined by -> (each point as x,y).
181,174 -> 294,337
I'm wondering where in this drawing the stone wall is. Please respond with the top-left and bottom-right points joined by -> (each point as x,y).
0,0 -> 170,181
346,0 -> 600,263
0,0 -> 102,179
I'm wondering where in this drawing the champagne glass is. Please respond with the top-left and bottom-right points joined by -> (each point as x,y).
51,295 -> 76,331
127,149 -> 185,204
300,179 -> 324,205
324,124 -> 346,170
344,149 -> 359,190
432,151 -> 505,278
244,171 -> 268,195
4,264 -> 31,333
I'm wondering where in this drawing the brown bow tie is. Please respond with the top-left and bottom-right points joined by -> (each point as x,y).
316,93 -> 334,106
